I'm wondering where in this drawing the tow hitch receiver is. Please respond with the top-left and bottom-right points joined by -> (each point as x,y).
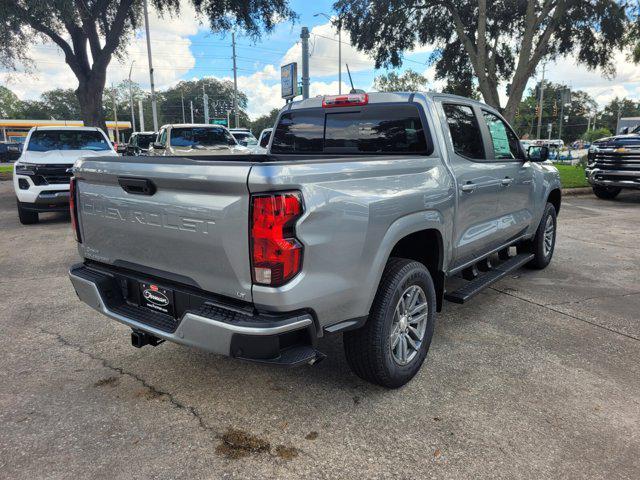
131,330 -> 164,348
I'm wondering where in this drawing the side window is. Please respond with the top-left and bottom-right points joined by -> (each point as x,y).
482,110 -> 521,160
158,129 -> 167,146
442,104 -> 484,160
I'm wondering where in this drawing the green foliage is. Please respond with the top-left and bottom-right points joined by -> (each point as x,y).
250,108 -> 280,135
0,86 -> 22,117
512,81 -> 597,142
598,97 -> 640,134
582,128 -> 612,142
373,69 -> 428,92
0,0 -> 296,127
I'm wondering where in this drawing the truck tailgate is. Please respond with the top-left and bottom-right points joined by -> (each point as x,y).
73,156 -> 254,302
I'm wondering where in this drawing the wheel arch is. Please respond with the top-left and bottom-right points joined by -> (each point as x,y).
547,188 -> 561,215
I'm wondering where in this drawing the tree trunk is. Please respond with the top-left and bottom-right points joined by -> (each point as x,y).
76,73 -> 107,132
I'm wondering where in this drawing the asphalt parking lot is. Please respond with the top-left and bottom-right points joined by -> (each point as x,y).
0,180 -> 639,479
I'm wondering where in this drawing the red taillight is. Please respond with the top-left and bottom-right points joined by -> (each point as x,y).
322,93 -> 368,108
251,192 -> 303,286
69,177 -> 82,243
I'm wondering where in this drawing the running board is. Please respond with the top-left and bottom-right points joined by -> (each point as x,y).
444,253 -> 534,304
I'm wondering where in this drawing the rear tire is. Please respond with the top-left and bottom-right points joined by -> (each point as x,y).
16,200 -> 38,225
592,185 -> 621,200
343,258 -> 436,389
518,202 -> 556,269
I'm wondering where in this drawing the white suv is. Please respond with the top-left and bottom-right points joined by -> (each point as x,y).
14,126 -> 117,224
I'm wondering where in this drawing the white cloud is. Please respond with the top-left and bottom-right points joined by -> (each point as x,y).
0,1 -> 204,99
282,22 -> 376,79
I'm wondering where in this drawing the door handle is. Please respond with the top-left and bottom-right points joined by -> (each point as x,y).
501,177 -> 513,187
461,182 -> 476,193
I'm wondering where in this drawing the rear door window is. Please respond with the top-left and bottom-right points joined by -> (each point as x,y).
442,104 -> 484,159
271,104 -> 429,154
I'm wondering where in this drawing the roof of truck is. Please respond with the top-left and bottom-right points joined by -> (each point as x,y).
285,91 -> 489,111
159,123 -> 227,129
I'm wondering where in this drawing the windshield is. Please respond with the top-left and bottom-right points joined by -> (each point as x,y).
27,130 -> 111,152
170,127 -> 235,147
137,134 -> 156,149
232,132 -> 258,146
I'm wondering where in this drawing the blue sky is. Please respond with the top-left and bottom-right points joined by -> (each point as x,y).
2,0 -> 639,120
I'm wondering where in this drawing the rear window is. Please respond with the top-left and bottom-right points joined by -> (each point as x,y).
27,130 -> 111,152
137,134 -> 156,149
170,127 -> 235,147
271,104 -> 429,154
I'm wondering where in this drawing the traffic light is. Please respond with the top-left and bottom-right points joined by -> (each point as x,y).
535,104 -> 540,117
553,101 -> 558,117
515,107 -> 520,117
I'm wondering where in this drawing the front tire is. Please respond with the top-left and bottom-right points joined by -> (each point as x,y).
16,200 -> 38,225
343,258 -> 436,389
592,185 -> 621,200
519,202 -> 556,269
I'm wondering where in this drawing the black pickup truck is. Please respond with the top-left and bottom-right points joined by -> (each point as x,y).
586,129 -> 640,199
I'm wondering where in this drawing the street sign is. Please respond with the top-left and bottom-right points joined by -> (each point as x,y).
211,118 -> 227,126
281,62 -> 298,99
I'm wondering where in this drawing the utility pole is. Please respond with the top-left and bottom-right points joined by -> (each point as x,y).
111,84 -> 120,143
203,84 -> 209,124
190,101 -> 194,123
138,100 -> 145,131
536,63 -> 545,139
301,27 -> 310,99
143,0 -> 158,131
231,32 -> 239,128
227,110 -> 231,128
181,92 -> 186,124
128,61 -> 136,132
616,102 -> 622,134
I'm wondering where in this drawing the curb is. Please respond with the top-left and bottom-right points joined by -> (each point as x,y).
561,187 -> 592,196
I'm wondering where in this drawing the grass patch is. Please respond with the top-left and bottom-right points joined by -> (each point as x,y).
555,164 -> 589,188
0,164 -> 13,173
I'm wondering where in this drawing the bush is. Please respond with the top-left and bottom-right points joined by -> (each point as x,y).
582,128 -> 612,143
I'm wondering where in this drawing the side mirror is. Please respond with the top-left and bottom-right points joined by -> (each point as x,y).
152,142 -> 165,150
527,145 -> 549,162
621,127 -> 629,134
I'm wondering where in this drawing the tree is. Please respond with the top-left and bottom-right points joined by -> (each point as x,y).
373,69 -> 428,92
512,82 -> 597,142
0,0 -> 296,130
251,108 -> 280,135
40,89 -> 81,120
598,97 -> 640,134
159,78 -> 249,127
0,86 -> 22,117
334,0 -> 630,122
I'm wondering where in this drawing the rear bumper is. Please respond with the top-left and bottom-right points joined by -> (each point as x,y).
68,263 -> 320,365
585,168 -> 640,189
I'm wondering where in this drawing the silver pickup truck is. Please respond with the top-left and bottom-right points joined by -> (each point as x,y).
68,92 -> 561,388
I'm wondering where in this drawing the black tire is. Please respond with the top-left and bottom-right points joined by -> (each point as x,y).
16,200 -> 38,225
343,258 -> 436,389
592,185 -> 621,200
518,202 -> 556,269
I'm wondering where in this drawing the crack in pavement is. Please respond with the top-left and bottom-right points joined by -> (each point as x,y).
544,290 -> 640,307
489,287 -> 640,342
38,327 -> 217,435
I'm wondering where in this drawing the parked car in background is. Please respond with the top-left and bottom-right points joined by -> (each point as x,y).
126,131 -> 156,156
68,92 -> 561,388
14,126 -> 117,224
0,142 -> 22,162
229,128 -> 259,148
147,124 -> 249,156
112,142 -> 127,155
586,132 -> 640,199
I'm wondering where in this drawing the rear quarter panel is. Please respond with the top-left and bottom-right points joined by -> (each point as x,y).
248,154 -> 454,330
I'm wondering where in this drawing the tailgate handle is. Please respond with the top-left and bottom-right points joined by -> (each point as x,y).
118,177 -> 156,196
